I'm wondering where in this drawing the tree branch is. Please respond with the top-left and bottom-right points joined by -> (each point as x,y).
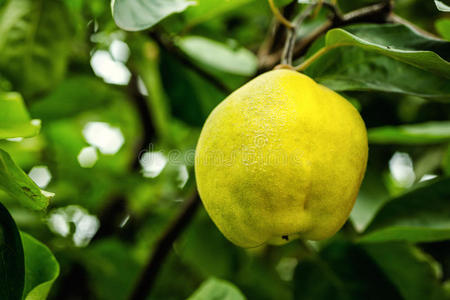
128,191 -> 201,300
258,1 -> 298,69
281,5 -> 315,66
268,0 -> 295,28
389,13 -> 441,39
259,1 -> 393,72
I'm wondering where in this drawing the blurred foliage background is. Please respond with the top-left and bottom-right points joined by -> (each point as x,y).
0,0 -> 450,299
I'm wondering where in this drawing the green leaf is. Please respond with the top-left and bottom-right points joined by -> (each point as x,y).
188,278 -> 246,300
29,76 -> 116,122
306,47 -> 450,98
436,18 -> 450,41
350,168 -> 389,232
112,0 -> 196,31
177,211 -> 244,278
305,24 -> 450,98
160,50 -> 226,126
81,239 -> 141,300
0,202 -> 25,300
325,24 -> 450,78
363,242 -> 447,300
293,258 -> 343,300
183,0 -> 254,27
360,177 -> 450,243
293,240 -> 401,300
176,36 -> 258,76
21,232 -> 59,300
0,149 -> 52,211
0,92 -> 40,139
0,0 -> 73,98
368,121 -> 450,145
435,0 -> 450,12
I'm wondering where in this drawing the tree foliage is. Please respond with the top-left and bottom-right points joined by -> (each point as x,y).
0,0 -> 449,299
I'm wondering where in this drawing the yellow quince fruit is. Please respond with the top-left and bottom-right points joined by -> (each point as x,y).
195,69 -> 368,248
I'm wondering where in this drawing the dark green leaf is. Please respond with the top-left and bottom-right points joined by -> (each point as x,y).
326,24 -> 450,78
0,202 -> 24,300
188,278 -> 246,300
0,92 -> 40,139
21,232 -> 59,300
82,239 -> 141,300
368,121 -> 450,145
160,50 -> 226,126
307,47 -> 450,98
305,24 -> 450,98
112,0 -> 195,31
0,149 -> 52,211
293,240 -> 401,300
177,210 -> 244,278
360,177 -> 450,243
0,0 -> 73,97
293,257 -> 343,300
363,242 -> 446,300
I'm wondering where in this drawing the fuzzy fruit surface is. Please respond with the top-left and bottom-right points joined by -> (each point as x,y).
195,69 -> 368,248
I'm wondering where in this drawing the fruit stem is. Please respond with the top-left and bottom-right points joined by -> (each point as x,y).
274,63 -> 295,70
294,43 -> 351,72
268,0 -> 295,29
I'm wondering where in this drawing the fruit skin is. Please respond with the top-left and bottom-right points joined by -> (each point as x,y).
195,69 -> 368,248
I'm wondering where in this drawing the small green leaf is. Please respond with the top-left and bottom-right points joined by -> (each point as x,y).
436,18 -> 450,41
435,0 -> 450,12
350,168 -> 390,232
112,0 -> 196,31
325,24 -> 450,78
360,177 -> 450,243
188,278 -> 246,300
363,242 -> 447,300
183,0 -> 254,27
21,232 -> 59,300
0,149 -> 52,211
368,121 -> 450,145
0,92 -> 40,139
0,202 -> 25,300
177,36 -> 258,76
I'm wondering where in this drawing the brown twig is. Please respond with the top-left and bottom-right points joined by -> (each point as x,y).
257,18 -> 279,61
389,13 -> 441,39
258,1 -> 299,69
259,1 -> 393,71
281,5 -> 315,66
128,192 -> 201,300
